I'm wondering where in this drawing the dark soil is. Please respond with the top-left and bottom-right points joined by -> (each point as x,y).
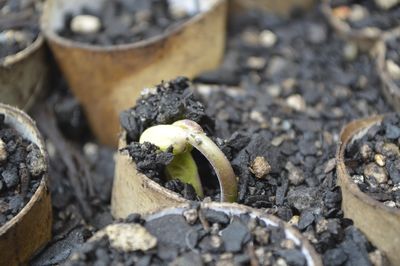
0,0 -> 41,59
345,113 -> 400,208
31,4 -> 393,266
384,35 -> 400,87
0,113 -> 46,226
329,0 -> 400,31
65,204 -> 309,266
120,7 -> 392,265
59,0 -> 196,46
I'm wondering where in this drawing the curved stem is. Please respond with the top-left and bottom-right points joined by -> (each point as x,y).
185,131 -> 237,202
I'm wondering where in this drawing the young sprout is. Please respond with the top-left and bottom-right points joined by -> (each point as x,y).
139,119 -> 238,202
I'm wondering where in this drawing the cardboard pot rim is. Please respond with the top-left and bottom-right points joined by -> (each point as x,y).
41,0 -> 226,52
119,131 -> 188,203
336,114 -> 400,216
0,103 -> 50,234
0,35 -> 45,67
95,202 -> 322,266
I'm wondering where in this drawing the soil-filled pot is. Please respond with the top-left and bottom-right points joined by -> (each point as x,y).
321,0 -> 400,49
0,0 -> 49,110
112,77 -> 239,218
337,114 -> 400,265
0,103 -> 52,265
41,0 -> 227,146
230,0 -> 315,16
67,202 -> 322,266
375,30 -> 400,112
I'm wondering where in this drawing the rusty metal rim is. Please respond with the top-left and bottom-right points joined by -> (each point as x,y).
41,0 -> 226,52
0,35 -> 45,67
0,103 -> 50,234
336,115 -> 400,216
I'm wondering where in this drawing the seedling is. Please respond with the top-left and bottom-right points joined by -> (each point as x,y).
139,119 -> 238,202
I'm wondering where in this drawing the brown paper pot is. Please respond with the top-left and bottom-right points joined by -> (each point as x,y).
94,202 -> 322,266
321,0 -> 382,50
230,0 -> 315,16
111,131 -> 187,219
0,104 -> 52,265
337,115 -> 400,266
41,0 -> 227,146
0,35 -> 49,111
375,30 -> 400,112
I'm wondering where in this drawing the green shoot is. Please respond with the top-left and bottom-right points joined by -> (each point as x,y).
139,120 -> 237,202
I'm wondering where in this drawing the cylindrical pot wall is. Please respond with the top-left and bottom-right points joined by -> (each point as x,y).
0,36 -> 49,111
41,0 -> 227,146
0,104 -> 52,266
111,132 -> 187,219
336,115 -> 400,266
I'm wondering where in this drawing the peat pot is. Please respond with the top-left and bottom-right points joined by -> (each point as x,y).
0,104 -> 52,265
71,202 -> 322,266
111,83 -> 242,218
337,115 -> 400,266
41,0 -> 227,146
0,35 -> 49,111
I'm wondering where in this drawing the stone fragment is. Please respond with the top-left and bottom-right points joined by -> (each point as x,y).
183,208 -> 198,225
221,217 -> 250,252
259,29 -> 277,48
374,0 -> 399,10
374,154 -> 386,167
286,94 -> 306,112
71,15 -> 102,34
26,144 -> 46,176
0,138 -> 7,162
360,143 -> 373,160
364,163 -> 388,184
250,156 -> 271,179
285,162 -> 305,185
102,224 -> 157,252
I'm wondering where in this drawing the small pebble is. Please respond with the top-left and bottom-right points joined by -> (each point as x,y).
352,175 -> 364,185
250,156 -> 271,179
71,15 -> 102,35
383,200 -> 396,208
246,56 -> 266,70
363,163 -> 388,184
348,5 -> 368,22
183,208 -> 198,225
374,0 -> 399,10
0,138 -> 7,161
286,94 -> 306,112
259,29 -> 277,48
374,154 -> 386,167
285,162 -> 305,185
343,42 -> 358,61
360,143 -> 373,160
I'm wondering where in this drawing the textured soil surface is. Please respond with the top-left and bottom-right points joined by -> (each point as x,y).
0,0 -> 41,59
65,204 -> 309,266
0,113 -> 46,226
59,0 -> 195,45
345,113 -> 400,208
30,4 -> 395,266
329,0 -> 400,31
